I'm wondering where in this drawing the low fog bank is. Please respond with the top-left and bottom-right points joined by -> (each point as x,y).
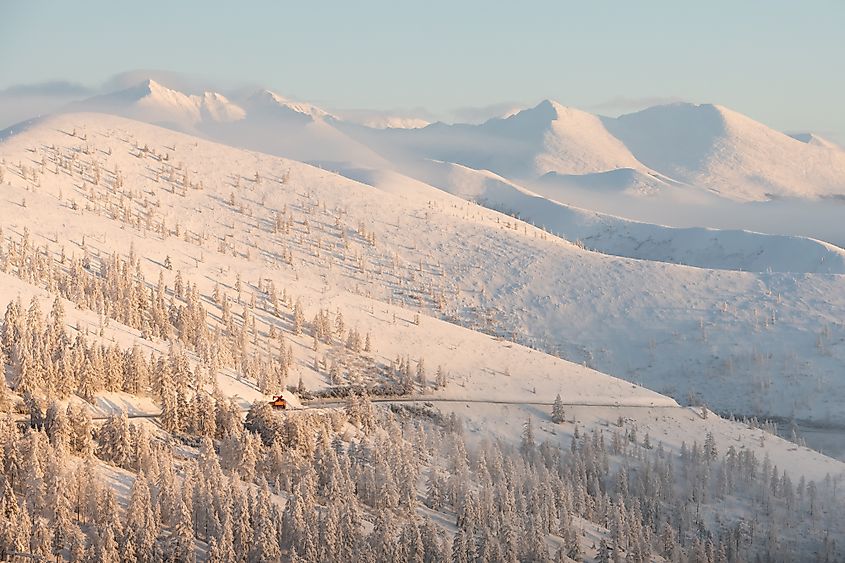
535,185 -> 845,250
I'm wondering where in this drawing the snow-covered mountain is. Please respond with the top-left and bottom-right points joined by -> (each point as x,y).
605,103 -> 845,201
70,79 -> 246,128
2,108 -> 844,561
64,79 -> 385,167
62,80 -> 845,207
242,88 -> 337,121
213,89 -> 389,167
337,99 -> 649,180
8,79 -> 845,423
333,98 -> 845,203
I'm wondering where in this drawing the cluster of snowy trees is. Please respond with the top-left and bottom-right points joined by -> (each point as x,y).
0,229 -> 443,400
1,295 -> 152,403
1,381 -> 841,562
0,253 -> 840,560
11,131 -> 487,361
21,133 -> 436,298
12,131 -> 561,386
1,293 -> 239,440
0,265 -> 840,560
1,230 -> 210,350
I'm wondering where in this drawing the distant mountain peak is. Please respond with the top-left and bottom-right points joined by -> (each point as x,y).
144,78 -> 165,91
534,98 -> 564,112
199,91 -> 245,123
71,79 -> 246,126
519,99 -> 568,120
132,78 -> 183,100
509,99 -> 606,127
248,89 -> 335,120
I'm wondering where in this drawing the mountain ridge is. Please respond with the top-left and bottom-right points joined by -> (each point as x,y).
51,79 -> 845,203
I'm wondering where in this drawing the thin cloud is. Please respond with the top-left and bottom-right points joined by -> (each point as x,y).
101,69 -> 230,95
0,80 -> 93,98
447,102 -> 525,124
589,95 -> 685,114
0,80 -> 95,130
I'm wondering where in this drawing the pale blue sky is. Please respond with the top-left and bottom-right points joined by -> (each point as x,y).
1,1 -> 843,140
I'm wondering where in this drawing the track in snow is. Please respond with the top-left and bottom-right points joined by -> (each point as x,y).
16,396 -> 689,427
304,396 -> 684,409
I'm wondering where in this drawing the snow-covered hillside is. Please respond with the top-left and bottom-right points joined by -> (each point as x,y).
378,160 -> 845,274
57,80 -> 845,255
3,112 -> 845,429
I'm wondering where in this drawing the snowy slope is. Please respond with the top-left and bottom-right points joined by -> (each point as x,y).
2,112 -> 845,432
341,161 -> 845,274
212,89 -> 389,167
2,111 -> 844,482
534,167 -> 676,197
789,132 -> 843,151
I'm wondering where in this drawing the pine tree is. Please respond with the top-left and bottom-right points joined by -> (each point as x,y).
335,310 -> 345,340
1,299 -> 22,358
705,431 -> 718,462
416,357 -> 427,388
29,517 -> 54,560
97,410 -> 133,468
0,349 -> 9,410
551,394 -> 566,424
451,527 -> 469,563
170,498 -> 196,562
207,537 -> 225,563
520,418 -> 535,458
68,404 -> 94,456
11,341 -> 37,395
293,300 -> 305,336
435,365 -> 447,388
76,355 -> 100,404
596,538 -> 612,563
52,477 -> 77,557
93,525 -> 120,563
248,486 -> 281,562
125,472 -> 158,559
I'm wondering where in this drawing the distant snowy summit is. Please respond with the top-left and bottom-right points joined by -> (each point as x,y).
70,79 -> 245,127
605,102 -> 845,201
243,89 -> 337,121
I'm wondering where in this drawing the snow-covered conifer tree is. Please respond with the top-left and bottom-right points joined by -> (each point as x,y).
552,394 -> 566,424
